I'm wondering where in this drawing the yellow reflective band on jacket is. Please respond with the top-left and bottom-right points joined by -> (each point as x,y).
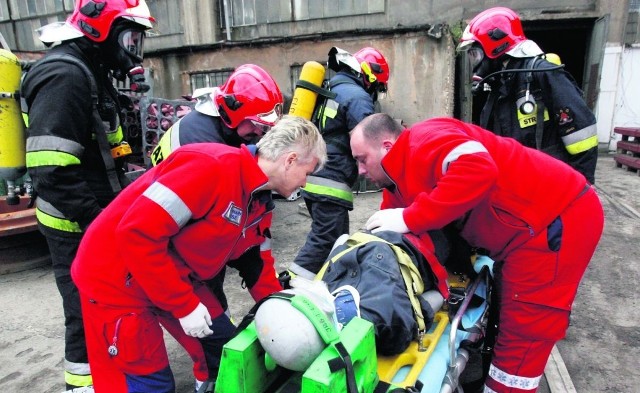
36,207 -> 82,232
321,99 -> 339,129
150,122 -> 181,166
26,151 -> 81,168
302,175 -> 353,203
26,135 -> 84,168
64,371 -> 93,388
563,124 -> 598,155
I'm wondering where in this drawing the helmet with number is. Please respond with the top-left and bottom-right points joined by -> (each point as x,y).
214,64 -> 284,129
458,7 -> 526,59
354,47 -> 390,92
38,0 -> 155,44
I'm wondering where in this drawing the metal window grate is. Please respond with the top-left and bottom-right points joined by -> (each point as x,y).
189,69 -> 234,92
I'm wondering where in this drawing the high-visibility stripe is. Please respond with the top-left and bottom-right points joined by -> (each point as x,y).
64,371 -> 93,388
143,182 -> 192,227
35,207 -> 82,232
26,151 -> 81,167
488,364 -> 541,390
35,197 -> 83,232
170,120 -> 182,150
483,386 -> 498,393
442,141 -> 488,175
105,125 -> 124,144
26,135 -> 84,156
302,175 -> 353,203
65,359 -> 91,375
563,124 -> 598,154
321,99 -> 339,128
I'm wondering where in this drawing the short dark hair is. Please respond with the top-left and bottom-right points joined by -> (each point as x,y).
357,113 -> 404,142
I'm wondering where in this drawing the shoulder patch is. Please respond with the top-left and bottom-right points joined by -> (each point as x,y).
223,202 -> 243,226
556,107 -> 574,126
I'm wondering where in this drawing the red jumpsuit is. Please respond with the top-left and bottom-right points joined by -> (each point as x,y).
380,118 -> 603,392
71,144 -> 282,392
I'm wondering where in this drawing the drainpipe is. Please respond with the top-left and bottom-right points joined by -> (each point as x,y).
223,0 -> 232,41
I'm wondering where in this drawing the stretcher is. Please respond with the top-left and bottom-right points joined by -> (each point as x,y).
215,263 -> 493,393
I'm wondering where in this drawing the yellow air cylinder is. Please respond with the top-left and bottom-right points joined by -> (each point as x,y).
288,61 -> 325,120
545,53 -> 562,66
0,48 -> 26,181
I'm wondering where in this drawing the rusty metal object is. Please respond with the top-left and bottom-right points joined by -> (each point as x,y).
0,195 -> 50,274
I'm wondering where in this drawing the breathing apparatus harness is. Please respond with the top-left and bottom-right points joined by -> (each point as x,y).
473,58 -> 565,150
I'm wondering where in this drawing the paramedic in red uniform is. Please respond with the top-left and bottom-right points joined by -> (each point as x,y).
71,116 -> 326,392
350,113 -> 604,393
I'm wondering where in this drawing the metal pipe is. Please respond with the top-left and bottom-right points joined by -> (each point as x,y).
223,0 -> 232,41
448,267 -> 489,368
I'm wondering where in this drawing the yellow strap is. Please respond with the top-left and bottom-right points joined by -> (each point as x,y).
317,232 -> 427,332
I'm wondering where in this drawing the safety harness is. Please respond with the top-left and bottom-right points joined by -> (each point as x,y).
317,232 -> 429,339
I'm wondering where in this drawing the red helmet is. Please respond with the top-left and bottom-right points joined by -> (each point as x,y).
39,0 -> 155,44
354,47 -> 390,89
214,64 -> 284,129
458,7 -> 526,59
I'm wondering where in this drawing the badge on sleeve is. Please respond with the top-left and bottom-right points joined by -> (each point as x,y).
556,107 -> 574,126
223,202 -> 243,226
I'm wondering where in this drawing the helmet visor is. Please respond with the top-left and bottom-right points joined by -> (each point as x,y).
255,103 -> 283,126
119,29 -> 145,61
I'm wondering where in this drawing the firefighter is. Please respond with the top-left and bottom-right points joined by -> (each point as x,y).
21,1 -> 154,390
149,65 -> 283,392
457,6 -> 598,184
290,46 -> 390,279
351,113 -> 604,393
149,64 -> 283,166
71,116 -> 326,392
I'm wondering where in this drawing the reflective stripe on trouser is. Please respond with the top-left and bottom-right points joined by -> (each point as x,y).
302,175 -> 353,204
292,198 -> 350,278
485,188 -> 603,392
65,360 -> 92,388
42,234 -> 91,387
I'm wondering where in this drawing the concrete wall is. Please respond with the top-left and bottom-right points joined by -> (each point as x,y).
145,30 -> 455,126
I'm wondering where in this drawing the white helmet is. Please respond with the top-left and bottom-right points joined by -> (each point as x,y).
254,286 -> 337,372
327,47 -> 361,74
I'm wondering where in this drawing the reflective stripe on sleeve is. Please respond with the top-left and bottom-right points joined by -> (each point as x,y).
302,175 -> 354,203
26,135 -> 84,167
487,364 -> 541,390
441,141 -> 488,175
562,124 -> 598,154
142,182 -> 193,228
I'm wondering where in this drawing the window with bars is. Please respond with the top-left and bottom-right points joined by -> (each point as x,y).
220,0 -> 384,28
631,0 -> 640,11
190,69 -> 234,92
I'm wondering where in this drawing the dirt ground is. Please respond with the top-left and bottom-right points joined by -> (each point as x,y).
0,152 -> 638,393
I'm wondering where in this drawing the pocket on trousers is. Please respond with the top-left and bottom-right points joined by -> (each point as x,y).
103,311 -> 163,366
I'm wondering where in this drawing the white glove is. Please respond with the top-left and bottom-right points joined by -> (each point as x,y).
365,208 -> 409,234
179,303 -> 213,338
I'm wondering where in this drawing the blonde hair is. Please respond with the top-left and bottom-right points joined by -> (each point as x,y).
256,115 -> 327,170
